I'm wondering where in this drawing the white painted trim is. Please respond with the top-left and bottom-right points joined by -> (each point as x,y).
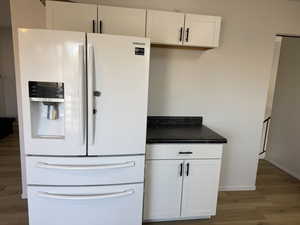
266,159 -> 300,180
219,186 -> 256,191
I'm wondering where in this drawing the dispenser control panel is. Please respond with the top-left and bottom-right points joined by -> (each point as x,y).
29,81 -> 64,101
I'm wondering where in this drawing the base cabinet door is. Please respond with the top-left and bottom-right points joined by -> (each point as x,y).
143,160 -> 183,220
181,160 -> 221,217
28,184 -> 143,225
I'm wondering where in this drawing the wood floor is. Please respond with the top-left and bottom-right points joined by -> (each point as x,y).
0,133 -> 299,225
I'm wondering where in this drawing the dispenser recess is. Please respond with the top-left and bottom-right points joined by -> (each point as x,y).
29,81 -> 65,139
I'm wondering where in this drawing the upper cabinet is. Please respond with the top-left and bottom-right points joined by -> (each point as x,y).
146,10 -> 185,46
146,10 -> 221,48
184,14 -> 221,48
46,1 -> 222,48
46,1 -> 98,33
98,6 -> 146,37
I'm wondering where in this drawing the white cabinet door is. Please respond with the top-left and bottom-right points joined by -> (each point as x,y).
28,184 -> 143,225
143,160 -> 183,221
46,1 -> 98,33
181,159 -> 222,217
146,10 -> 185,45
98,5 -> 146,37
87,34 -> 150,156
183,14 -> 221,48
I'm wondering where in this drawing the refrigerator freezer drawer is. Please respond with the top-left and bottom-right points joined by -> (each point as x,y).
28,184 -> 143,225
26,156 -> 145,185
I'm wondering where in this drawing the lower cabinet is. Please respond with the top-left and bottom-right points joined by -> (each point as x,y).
144,144 -> 223,222
143,160 -> 183,220
181,160 -> 221,217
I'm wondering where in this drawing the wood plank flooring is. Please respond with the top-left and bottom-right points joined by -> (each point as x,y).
0,133 -> 299,225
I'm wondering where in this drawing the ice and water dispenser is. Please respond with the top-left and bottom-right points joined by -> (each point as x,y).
29,81 -> 65,139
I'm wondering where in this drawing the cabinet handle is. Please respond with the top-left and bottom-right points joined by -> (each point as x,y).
179,27 -> 183,42
180,163 -> 183,176
92,20 -> 96,33
99,20 -> 103,34
186,163 -> 190,176
186,28 -> 190,42
179,151 -> 193,155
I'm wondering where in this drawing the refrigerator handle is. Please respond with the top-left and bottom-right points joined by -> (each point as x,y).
80,44 -> 86,146
37,189 -> 135,200
87,45 -> 95,146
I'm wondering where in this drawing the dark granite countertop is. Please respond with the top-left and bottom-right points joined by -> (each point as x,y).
146,117 -> 227,144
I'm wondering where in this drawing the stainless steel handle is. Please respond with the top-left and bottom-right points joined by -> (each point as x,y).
36,161 -> 135,170
87,45 -> 95,146
37,189 -> 135,200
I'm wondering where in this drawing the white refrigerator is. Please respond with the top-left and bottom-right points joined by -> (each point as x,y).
18,29 -> 150,225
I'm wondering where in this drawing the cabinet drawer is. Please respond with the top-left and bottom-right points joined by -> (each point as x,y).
146,144 -> 223,160
28,183 -> 143,225
26,156 -> 145,185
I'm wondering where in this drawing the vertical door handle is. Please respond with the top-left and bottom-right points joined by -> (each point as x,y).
87,45 -> 95,145
80,45 -> 86,145
179,27 -> 183,42
186,28 -> 190,42
92,20 -> 96,33
186,163 -> 190,176
180,163 -> 183,176
99,20 -> 103,34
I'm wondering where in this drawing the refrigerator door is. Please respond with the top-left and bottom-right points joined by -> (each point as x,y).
18,29 -> 86,156
28,184 -> 143,225
87,34 -> 150,156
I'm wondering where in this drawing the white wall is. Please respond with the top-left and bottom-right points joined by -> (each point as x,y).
266,37 -> 300,180
96,0 -> 300,190
10,0 -> 46,198
0,27 -> 17,118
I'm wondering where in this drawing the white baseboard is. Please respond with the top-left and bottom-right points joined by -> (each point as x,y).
266,159 -> 300,180
219,185 -> 256,191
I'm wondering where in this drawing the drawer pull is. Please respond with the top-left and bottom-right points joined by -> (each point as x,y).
179,151 -> 193,155
36,161 -> 135,170
37,189 -> 134,200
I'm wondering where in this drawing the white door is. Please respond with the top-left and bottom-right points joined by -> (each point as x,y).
87,34 -> 150,156
181,160 -> 222,217
146,10 -> 185,45
98,5 -> 146,37
46,1 -> 98,33
143,160 -> 183,221
28,184 -> 143,225
18,29 -> 86,156
183,14 -> 221,48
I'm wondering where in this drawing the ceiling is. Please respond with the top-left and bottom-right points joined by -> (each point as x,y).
0,0 -> 12,28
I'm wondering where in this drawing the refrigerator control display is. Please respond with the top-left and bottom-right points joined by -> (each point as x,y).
29,81 -> 64,99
